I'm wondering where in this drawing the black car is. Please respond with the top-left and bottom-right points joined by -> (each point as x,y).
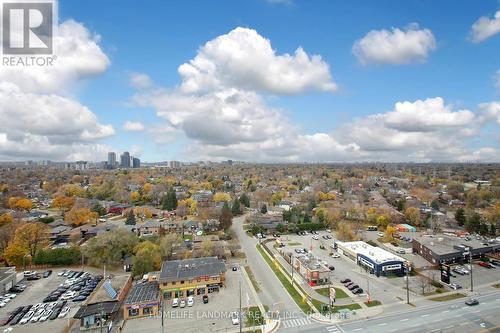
328,266 -> 335,271
465,298 -> 479,306
490,259 -> 500,267
43,295 -> 59,302
348,284 -> 359,290
8,286 -> 24,293
202,295 -> 209,304
42,270 -> 52,278
340,278 -> 351,283
352,288 -> 364,294
27,274 -> 41,280
49,307 -> 62,320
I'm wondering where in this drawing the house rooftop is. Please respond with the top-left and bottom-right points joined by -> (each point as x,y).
124,281 -> 159,305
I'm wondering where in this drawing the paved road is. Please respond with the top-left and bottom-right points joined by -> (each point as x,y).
232,215 -> 326,332
292,291 -> 500,333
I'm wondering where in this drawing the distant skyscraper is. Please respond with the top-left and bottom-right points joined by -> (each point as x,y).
120,151 -> 130,168
107,152 -> 116,169
132,157 -> 141,168
169,160 -> 181,168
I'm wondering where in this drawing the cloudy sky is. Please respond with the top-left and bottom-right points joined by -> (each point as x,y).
1,0 -> 499,163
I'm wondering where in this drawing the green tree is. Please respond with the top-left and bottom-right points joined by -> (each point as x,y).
132,241 -> 161,278
83,228 -> 138,267
455,208 -> 466,226
276,223 -> 285,233
125,210 -> 136,225
219,201 -> 233,230
239,193 -> 250,208
162,188 -> 178,211
231,198 -> 241,215
465,212 -> 481,233
490,224 -> 497,236
260,204 -> 267,214
91,202 -> 106,216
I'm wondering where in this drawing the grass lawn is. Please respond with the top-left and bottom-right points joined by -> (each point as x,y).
364,300 -> 382,307
331,303 -> 362,313
287,242 -> 302,246
245,306 -> 265,326
245,266 -> 261,293
256,244 -> 313,314
315,287 -> 348,299
183,234 -> 193,241
429,293 -> 466,302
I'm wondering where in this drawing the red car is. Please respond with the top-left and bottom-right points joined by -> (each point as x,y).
478,261 -> 492,268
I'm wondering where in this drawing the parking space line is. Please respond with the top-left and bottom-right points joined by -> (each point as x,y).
442,310 -> 449,313
401,318 -> 409,321
421,314 -> 430,317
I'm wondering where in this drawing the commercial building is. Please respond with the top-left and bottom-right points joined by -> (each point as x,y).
0,267 -> 16,292
120,152 -> 130,168
412,234 -> 500,265
159,257 -> 226,300
123,281 -> 160,320
335,241 -> 406,276
132,157 -> 141,168
292,254 -> 330,285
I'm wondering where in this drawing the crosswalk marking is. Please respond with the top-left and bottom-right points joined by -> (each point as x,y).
327,324 -> 344,333
281,316 -> 312,328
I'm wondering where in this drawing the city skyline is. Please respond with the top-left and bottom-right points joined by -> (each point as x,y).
0,0 -> 499,163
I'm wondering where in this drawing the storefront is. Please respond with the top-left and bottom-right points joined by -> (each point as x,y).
123,282 -> 160,320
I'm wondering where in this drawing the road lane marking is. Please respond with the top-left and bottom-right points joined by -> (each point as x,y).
401,318 -> 409,321
378,323 -> 387,326
442,310 -> 449,313
421,314 -> 430,318
445,326 -> 454,329
352,329 -> 361,332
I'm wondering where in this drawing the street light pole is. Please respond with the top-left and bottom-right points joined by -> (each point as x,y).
406,262 -> 410,304
239,280 -> 242,333
469,247 -> 473,292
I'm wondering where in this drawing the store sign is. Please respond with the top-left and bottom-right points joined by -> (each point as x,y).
359,257 -> 374,268
440,264 -> 450,284
382,264 -> 401,271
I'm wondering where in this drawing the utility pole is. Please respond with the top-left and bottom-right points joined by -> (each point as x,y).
239,280 -> 242,333
406,262 -> 410,304
161,295 -> 164,333
469,247 -> 473,292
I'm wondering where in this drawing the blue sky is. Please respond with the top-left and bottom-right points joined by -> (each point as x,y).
1,0 -> 499,162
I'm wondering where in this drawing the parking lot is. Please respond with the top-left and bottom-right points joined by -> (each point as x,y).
123,266 -> 259,333
0,268 -> 102,333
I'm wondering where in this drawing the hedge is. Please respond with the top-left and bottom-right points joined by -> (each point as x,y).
33,247 -> 81,266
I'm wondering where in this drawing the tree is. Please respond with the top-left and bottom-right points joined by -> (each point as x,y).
162,188 -> 178,211
65,207 -> 97,227
465,212 -> 481,233
276,223 -> 285,233
132,241 -> 161,277
213,192 -> 231,203
455,208 -> 466,226
239,193 -> 250,208
83,228 -> 138,267
201,240 -> 214,257
4,223 -> 49,266
376,215 -> 389,229
130,191 -> 141,202
160,234 -> 182,260
231,198 -> 241,216
383,226 -> 397,243
337,223 -> 355,241
417,275 -> 430,295
8,197 -> 33,212
0,213 -> 13,226
490,224 -> 497,236
316,209 -> 326,224
260,204 -> 268,214
404,207 -> 421,226
125,210 -> 136,225
52,195 -> 75,215
219,201 -> 233,230
91,202 -> 106,216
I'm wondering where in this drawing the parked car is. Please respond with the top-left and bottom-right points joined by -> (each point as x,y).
39,310 -> 52,322
331,253 -> 340,258
172,298 -> 179,308
340,278 -> 351,284
449,283 -> 462,290
478,261 -> 493,268
179,299 -> 186,308
72,295 -> 87,302
490,259 -> 500,267
465,298 -> 479,306
348,284 -> 359,290
203,295 -> 209,304
352,288 -> 364,294
328,266 -> 335,271
58,307 -> 70,318
19,311 -> 34,325
42,270 -> 52,278
27,274 -> 41,281
231,311 -> 239,325
312,235 -> 319,240
187,296 -> 194,307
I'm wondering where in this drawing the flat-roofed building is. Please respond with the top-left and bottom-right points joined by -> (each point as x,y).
0,267 -> 16,292
159,257 -> 226,299
412,234 -> 500,265
335,241 -> 406,277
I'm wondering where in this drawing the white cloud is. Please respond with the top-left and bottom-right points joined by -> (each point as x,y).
129,73 -> 153,89
352,23 -> 436,65
470,11 -> 500,43
178,27 -> 337,94
0,20 -> 110,94
384,97 -> 475,131
123,121 -> 145,131
478,101 -> 500,125
132,27 -> 498,163
0,20 -> 113,161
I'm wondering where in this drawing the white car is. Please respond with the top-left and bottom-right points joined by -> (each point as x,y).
39,310 -> 53,322
172,298 -> 179,308
58,270 -> 67,276
58,306 -> 70,318
4,293 -> 16,299
179,299 -> 186,308
187,296 -> 194,307
19,311 -> 34,325
30,309 -> 45,323
61,291 -> 77,300
231,311 -> 240,325
331,253 -> 340,258
312,235 -> 319,240
0,301 -> 6,308
377,232 -> 384,237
